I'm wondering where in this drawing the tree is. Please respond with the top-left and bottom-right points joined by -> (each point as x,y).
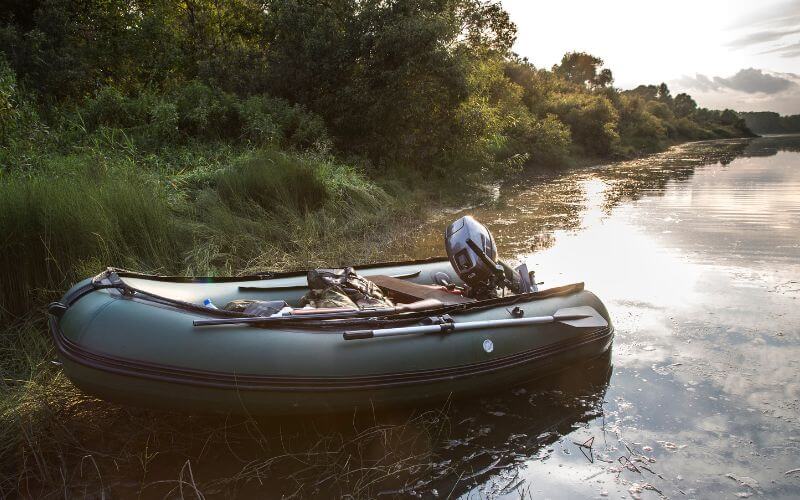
673,93 -> 697,118
552,52 -> 613,89
657,82 -> 672,103
456,0 -> 517,53
261,0 -> 518,172
626,84 -> 658,102
720,109 -> 740,126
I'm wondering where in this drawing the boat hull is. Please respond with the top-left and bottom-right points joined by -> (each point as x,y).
50,258 -> 614,414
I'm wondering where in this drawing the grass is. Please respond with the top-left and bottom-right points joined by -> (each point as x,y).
0,146 -> 404,321
0,168 -> 183,320
0,141 -> 433,496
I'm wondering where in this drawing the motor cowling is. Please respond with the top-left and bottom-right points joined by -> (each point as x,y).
445,216 -> 502,290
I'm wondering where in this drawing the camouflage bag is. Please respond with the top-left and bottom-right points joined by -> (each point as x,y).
224,299 -> 289,316
300,267 -> 393,309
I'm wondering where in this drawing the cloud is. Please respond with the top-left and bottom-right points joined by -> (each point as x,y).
727,1 -> 800,58
671,71 -> 800,115
674,73 -> 716,92
730,0 -> 800,30
727,27 -> 800,48
761,40 -> 800,58
677,68 -> 796,94
715,68 -> 795,93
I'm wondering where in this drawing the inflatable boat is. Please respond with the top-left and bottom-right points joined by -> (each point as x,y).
47,257 -> 613,415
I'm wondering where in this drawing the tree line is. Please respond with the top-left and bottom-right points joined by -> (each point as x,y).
1,0 -> 752,179
739,112 -> 800,135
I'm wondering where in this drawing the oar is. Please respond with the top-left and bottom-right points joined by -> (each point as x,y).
342,306 -> 607,340
193,298 -> 444,327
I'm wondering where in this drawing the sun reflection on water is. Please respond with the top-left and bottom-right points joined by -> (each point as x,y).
392,136 -> 800,498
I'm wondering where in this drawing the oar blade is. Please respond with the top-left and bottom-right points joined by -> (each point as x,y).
553,306 -> 608,328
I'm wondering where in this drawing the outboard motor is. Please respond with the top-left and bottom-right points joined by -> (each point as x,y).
445,216 -> 507,297
445,216 -> 535,298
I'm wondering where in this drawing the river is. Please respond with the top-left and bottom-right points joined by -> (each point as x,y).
383,135 -> 800,498
121,136 -> 800,498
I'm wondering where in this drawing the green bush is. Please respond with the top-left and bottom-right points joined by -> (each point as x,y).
82,86 -> 137,129
674,117 -> 711,140
0,56 -> 21,140
549,92 -> 620,156
73,82 -> 331,151
617,95 -> 668,153
499,113 -> 572,166
174,80 -> 242,141
144,98 -> 180,145
238,95 -> 329,148
80,87 -> 180,148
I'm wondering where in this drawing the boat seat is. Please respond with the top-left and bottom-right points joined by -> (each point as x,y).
367,275 -> 476,305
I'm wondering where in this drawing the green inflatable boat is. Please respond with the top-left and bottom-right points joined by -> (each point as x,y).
48,257 -> 613,414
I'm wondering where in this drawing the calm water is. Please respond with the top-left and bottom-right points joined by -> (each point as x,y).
119,136 -> 800,498
386,135 -> 800,498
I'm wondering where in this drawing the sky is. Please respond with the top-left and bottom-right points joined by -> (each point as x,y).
502,0 -> 800,114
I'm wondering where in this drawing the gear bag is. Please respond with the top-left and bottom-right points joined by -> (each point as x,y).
300,267 -> 393,309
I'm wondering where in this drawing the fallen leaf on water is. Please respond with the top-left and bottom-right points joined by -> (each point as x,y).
725,473 -> 759,491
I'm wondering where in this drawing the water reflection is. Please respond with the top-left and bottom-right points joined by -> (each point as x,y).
396,136 -> 798,261
417,352 -> 612,498
123,354 -> 612,498
743,134 -> 800,156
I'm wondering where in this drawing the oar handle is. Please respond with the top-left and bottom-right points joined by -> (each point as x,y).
344,323 -> 450,340
342,330 -> 374,340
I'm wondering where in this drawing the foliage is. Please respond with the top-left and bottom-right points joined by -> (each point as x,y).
1,1 -> 752,174
616,94 -> 669,152
548,91 -> 620,156
739,111 -> 800,134
258,0 -> 521,174
553,52 -> 613,89
0,0 -> 758,317
0,55 -> 43,157
673,93 -> 698,118
616,84 -> 752,153
71,81 -> 331,151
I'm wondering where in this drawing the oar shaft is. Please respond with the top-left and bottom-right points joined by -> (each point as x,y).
343,314 -> 589,340
343,312 -> 597,340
